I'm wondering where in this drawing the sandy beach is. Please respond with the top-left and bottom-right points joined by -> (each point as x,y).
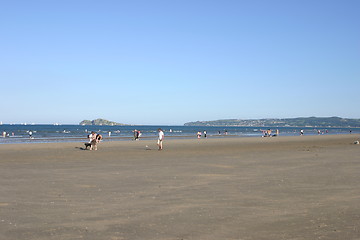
0,135 -> 359,240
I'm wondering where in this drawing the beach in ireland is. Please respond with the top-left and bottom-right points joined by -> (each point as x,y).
0,135 -> 359,240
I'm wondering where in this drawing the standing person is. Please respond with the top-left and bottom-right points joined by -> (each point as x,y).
133,129 -> 140,141
133,129 -> 137,140
300,129 -> 304,136
28,130 -> 33,139
89,131 -> 99,151
203,130 -> 207,138
157,128 -> 164,150
96,133 -> 103,142
197,131 -> 202,139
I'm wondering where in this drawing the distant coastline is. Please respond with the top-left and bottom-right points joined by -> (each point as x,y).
1,117 -> 360,128
184,117 -> 360,128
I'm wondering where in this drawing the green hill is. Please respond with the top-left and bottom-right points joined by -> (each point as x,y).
184,117 -> 360,128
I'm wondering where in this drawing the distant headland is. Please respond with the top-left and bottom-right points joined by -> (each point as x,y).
79,119 -> 127,126
184,117 -> 360,128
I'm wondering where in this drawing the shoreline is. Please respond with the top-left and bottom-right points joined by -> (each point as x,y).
1,124 -> 358,145
0,133 -> 358,148
0,134 -> 239,145
0,132 -> 357,145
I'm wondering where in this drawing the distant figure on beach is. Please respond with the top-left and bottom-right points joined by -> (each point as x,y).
267,129 -> 272,137
262,129 -> 272,137
225,130 -> 228,135
88,131 -> 100,151
300,129 -> 304,136
203,130 -> 207,138
218,131 -> 221,135
108,131 -> 111,137
197,131 -> 202,139
157,128 -> 164,150
28,130 -> 33,139
262,130 -> 266,137
133,129 -> 140,141
2,131 -> 6,138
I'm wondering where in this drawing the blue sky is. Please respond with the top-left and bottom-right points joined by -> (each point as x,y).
1,0 -> 359,125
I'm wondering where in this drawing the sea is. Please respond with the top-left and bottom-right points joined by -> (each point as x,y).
0,124 -> 358,144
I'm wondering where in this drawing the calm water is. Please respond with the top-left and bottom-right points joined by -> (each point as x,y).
0,124 -> 358,144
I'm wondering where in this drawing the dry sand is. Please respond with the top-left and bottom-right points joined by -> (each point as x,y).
0,135 -> 360,240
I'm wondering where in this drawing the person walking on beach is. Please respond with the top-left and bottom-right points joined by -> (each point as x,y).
133,129 -> 140,141
157,128 -> 164,150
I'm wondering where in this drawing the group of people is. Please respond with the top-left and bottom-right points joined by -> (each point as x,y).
2,131 -> 13,138
133,128 -> 164,150
86,128 -> 165,151
197,131 -> 207,139
2,130 -> 34,139
262,129 -> 280,137
87,131 -> 103,151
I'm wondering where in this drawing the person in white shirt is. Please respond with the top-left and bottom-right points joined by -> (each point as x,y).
157,128 -> 164,150
88,131 -> 98,150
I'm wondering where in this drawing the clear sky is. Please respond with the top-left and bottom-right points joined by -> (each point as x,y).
1,0 -> 359,125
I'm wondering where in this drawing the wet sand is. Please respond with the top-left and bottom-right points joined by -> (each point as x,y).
0,135 -> 360,240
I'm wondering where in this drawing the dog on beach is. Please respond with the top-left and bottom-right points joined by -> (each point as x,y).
84,143 -> 92,149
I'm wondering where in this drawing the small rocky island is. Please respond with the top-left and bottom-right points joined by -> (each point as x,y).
79,119 -> 127,126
